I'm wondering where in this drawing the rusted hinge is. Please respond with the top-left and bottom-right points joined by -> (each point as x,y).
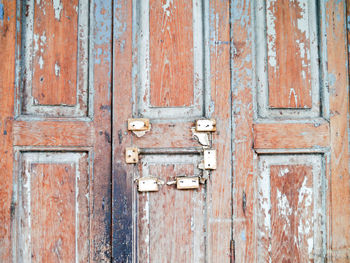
230,239 -> 235,263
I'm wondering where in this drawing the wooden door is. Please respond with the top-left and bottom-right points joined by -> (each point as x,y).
113,0 -> 350,262
1,0 -> 349,262
112,0 -> 233,262
0,0 -> 113,262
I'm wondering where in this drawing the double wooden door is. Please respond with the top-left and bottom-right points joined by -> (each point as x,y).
0,0 -> 349,262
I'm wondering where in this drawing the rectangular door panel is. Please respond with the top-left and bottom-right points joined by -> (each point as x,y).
14,152 -> 90,262
255,0 -> 324,118
134,0 -> 206,120
257,155 -> 325,262
137,155 -> 205,263
17,0 -> 90,117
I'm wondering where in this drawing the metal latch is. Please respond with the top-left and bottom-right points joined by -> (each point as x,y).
128,118 -> 151,137
136,177 -> 164,192
196,119 -> 216,132
204,149 -> 217,169
125,147 -> 139,164
167,176 -> 200,190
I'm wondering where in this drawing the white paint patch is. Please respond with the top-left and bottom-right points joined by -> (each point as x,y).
162,0 -> 173,17
40,32 -> 47,46
52,0 -> 63,21
33,34 -> 39,53
277,189 -> 292,227
38,56 -> 44,69
278,168 -> 289,177
54,62 -> 61,76
266,0 -> 277,70
298,177 -> 312,207
289,88 -> 298,106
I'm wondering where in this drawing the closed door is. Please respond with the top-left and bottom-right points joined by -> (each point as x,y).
0,1 -> 349,263
1,1 -> 113,262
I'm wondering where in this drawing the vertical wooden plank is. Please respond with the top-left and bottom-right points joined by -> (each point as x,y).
91,0 -> 112,261
209,0 -> 232,261
112,0 -> 133,262
0,0 -> 16,261
267,0 -> 312,109
32,0 -> 78,106
149,0 -> 194,107
231,0 -> 255,262
326,0 -> 350,260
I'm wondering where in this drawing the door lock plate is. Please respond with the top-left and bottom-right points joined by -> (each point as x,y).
128,118 -> 150,131
176,176 -> 199,189
137,177 -> 163,192
204,149 -> 217,169
196,119 -> 216,132
125,147 -> 139,163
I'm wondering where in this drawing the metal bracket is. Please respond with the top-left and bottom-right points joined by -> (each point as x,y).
125,147 -> 139,164
167,176 -> 199,190
128,118 -> 151,137
196,119 -> 216,132
136,177 -> 164,192
204,149 -> 217,170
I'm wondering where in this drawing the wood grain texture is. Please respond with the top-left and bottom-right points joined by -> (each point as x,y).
209,0 -> 232,261
90,1 -> 113,261
13,121 -> 93,146
231,0 -> 256,262
17,153 -> 90,262
32,0 -> 78,106
149,0 -> 194,107
0,1 -> 16,261
134,122 -> 198,148
112,0 -> 134,261
267,0 -> 312,108
326,0 -> 350,260
253,122 -> 330,150
138,163 -> 205,263
269,165 -> 314,262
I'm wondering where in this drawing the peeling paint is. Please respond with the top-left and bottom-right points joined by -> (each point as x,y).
162,0 -> 173,17
0,3 -> 4,22
52,0 -> 63,21
54,62 -> 61,76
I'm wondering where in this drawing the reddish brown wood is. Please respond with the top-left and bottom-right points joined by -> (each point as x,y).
231,1 -> 256,262
267,0 -> 312,108
138,164 -> 205,262
112,0 -> 134,261
13,121 -> 93,146
326,0 -> 350,260
209,1 -> 232,261
0,1 -> 16,261
253,123 -> 330,150
149,0 -> 194,107
30,164 -> 77,262
269,165 -> 314,262
134,122 -> 198,148
32,0 -> 78,106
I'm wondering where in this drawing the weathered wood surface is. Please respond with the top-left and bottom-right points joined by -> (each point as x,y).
112,0 -> 133,261
231,0 -> 255,261
0,0 -> 113,262
0,1 -> 16,261
254,123 -> 329,150
326,0 -> 350,260
266,0 -> 312,108
149,0 -> 194,107
32,0 -> 78,106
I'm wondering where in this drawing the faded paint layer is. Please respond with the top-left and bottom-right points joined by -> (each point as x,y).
267,0 -> 312,109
